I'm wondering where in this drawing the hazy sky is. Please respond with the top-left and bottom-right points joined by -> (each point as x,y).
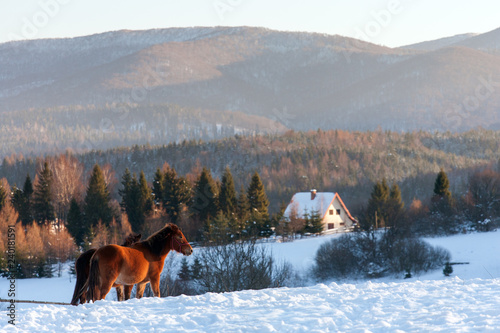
1,0 -> 499,47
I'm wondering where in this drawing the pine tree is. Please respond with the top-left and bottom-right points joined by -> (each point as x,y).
432,169 -> 453,214
364,178 -> 390,230
32,161 -> 55,224
304,209 -> 323,234
178,257 -> 191,281
139,171 -> 153,216
22,174 -> 33,224
246,172 -> 271,237
190,167 -> 218,223
84,164 -> 113,230
219,166 -> 237,216
67,198 -> 85,247
190,257 -> 202,280
246,172 -> 269,218
152,168 -> 164,207
11,174 -> 34,225
237,185 -> 250,221
386,183 -> 405,228
162,167 -> 191,224
119,170 -> 143,233
0,183 -> 7,213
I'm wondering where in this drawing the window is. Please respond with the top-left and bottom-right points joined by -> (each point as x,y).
329,209 -> 334,215
340,222 -> 345,226
336,209 -> 341,215
328,223 -> 334,230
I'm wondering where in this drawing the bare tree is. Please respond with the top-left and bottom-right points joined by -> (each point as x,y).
50,154 -> 84,222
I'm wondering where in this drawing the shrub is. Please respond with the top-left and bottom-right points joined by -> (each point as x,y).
312,234 -> 362,280
313,232 -> 451,281
194,239 -> 294,293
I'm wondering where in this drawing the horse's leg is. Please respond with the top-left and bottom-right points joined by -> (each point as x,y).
124,285 -> 133,300
98,278 -> 115,301
135,282 -> 148,299
150,275 -> 161,297
115,285 -> 124,301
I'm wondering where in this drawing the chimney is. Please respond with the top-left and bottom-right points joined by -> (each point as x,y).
311,189 -> 317,200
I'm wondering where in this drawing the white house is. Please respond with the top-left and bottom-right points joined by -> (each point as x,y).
283,190 -> 358,233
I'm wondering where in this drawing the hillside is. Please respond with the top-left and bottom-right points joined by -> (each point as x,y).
2,129 -> 500,216
1,231 -> 500,332
1,26 -> 500,158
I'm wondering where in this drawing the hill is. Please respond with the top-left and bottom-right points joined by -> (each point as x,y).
1,26 -> 500,158
1,231 -> 500,332
2,129 -> 500,216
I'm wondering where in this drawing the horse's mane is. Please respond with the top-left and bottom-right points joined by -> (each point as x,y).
141,223 -> 179,257
121,232 -> 141,247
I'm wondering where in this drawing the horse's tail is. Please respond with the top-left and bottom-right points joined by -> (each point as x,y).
70,250 -> 95,305
85,253 -> 101,303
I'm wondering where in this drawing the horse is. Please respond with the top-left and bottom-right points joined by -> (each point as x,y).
85,223 -> 193,302
70,233 -> 142,305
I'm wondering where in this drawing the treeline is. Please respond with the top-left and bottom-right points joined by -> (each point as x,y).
0,133 -> 499,278
0,103 -> 284,159
2,129 -> 500,217
361,168 -> 500,235
0,155 -> 277,277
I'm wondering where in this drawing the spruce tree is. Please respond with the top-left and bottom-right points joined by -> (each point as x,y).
365,178 -> 390,230
12,175 -> 35,225
246,172 -> 269,219
11,186 -> 24,217
386,183 -> 405,228
432,168 -> 453,214
21,174 -> 33,224
162,167 -> 191,224
84,164 -> 113,229
32,161 -> 55,224
433,169 -> 452,199
119,170 -> 142,233
190,167 -> 218,223
139,171 -> 153,216
23,174 -> 34,201
67,198 -> 85,247
190,257 -> 202,280
152,168 -> 164,206
219,166 -> 237,216
178,257 -> 191,281
237,185 -> 250,220
246,172 -> 271,237
304,209 -> 323,234
0,183 -> 7,213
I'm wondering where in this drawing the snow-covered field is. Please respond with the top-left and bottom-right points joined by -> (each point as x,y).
2,231 -> 500,332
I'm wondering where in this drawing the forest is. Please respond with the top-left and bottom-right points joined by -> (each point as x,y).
0,128 -> 499,278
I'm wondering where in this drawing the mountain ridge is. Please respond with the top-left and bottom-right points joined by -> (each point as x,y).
1,26 -> 500,157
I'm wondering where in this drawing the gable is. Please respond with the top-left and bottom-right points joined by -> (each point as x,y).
283,192 -> 357,223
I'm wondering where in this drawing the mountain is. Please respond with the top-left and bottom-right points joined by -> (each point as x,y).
1,26 -> 500,156
400,33 -> 478,51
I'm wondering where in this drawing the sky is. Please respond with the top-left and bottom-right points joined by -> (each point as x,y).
1,0 -> 499,47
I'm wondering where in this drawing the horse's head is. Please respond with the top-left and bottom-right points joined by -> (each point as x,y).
170,226 -> 193,256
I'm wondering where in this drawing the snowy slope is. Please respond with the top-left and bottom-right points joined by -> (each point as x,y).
1,231 -> 500,332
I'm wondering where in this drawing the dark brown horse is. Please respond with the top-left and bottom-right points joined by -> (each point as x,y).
70,233 -> 141,305
85,223 -> 192,302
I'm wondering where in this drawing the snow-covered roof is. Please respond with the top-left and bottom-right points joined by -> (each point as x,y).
283,192 -> 335,219
283,191 -> 357,222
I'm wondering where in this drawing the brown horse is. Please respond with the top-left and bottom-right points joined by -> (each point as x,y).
70,233 -> 142,305
85,223 -> 192,302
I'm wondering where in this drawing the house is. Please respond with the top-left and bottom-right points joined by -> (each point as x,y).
283,189 -> 357,233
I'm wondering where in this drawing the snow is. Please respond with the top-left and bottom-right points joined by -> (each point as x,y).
2,231 -> 500,332
283,192 -> 335,219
